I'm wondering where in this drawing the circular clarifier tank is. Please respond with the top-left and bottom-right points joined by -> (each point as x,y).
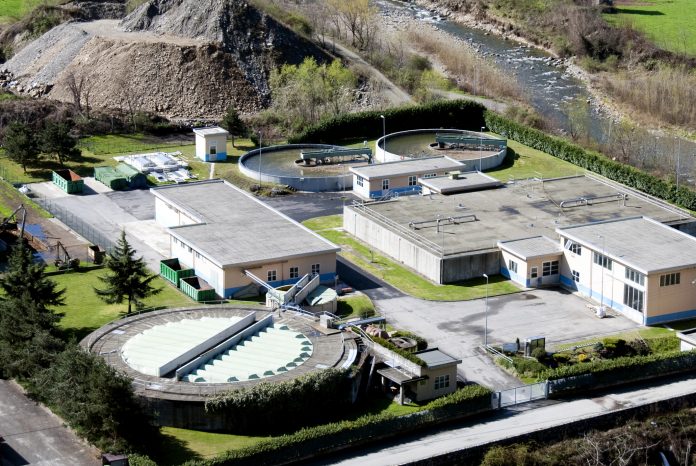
239,144 -> 371,192
376,129 -> 507,171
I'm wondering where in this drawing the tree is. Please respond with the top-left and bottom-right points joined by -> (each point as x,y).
0,242 -> 65,309
327,0 -> 377,50
94,231 -> 161,314
40,120 -> 81,166
2,121 -> 40,173
221,105 -> 247,148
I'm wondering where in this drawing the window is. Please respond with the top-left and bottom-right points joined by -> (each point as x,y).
572,270 -> 580,282
530,267 -> 538,279
623,284 -> 644,312
289,267 -> 299,279
565,239 -> 582,255
408,175 -> 417,186
593,252 -> 613,270
382,179 -> 390,190
660,272 -> 681,287
209,144 -> 217,155
434,374 -> 450,390
267,270 -> 277,282
625,267 -> 645,286
423,173 -> 437,179
542,260 -> 559,276
508,259 -> 518,274
311,263 -> 320,276
356,176 -> 364,187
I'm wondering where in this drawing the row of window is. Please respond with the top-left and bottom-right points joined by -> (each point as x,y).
358,173 -> 441,191
267,264 -> 320,282
660,272 -> 680,287
593,252 -> 613,270
434,374 -> 450,390
510,260 -> 559,278
356,176 -> 364,188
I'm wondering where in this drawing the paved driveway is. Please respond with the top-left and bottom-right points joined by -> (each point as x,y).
374,287 -> 639,390
0,380 -> 99,466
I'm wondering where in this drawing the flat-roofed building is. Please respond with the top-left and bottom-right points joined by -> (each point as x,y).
556,216 -> 696,325
193,127 -> 229,162
350,156 -> 463,200
345,175 -> 695,285
152,180 -> 339,299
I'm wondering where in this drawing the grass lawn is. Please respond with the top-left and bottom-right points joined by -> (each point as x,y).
604,0 -> 696,56
303,215 -> 520,301
157,427 -> 268,464
157,394 -> 419,464
487,139 -> 584,181
337,294 -> 375,319
0,0 -> 48,22
51,267 -> 194,340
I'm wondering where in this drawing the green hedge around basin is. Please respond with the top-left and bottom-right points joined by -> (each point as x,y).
289,99 -> 486,144
542,350 -> 696,394
185,385 -> 492,466
483,111 -> 696,211
204,368 -> 352,435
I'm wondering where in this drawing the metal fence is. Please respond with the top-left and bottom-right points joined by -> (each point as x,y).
494,381 -> 548,408
36,198 -> 116,253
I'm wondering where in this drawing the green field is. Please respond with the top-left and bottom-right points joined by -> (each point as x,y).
0,0 -> 43,21
487,139 -> 584,181
303,215 -> 520,301
604,0 -> 696,56
51,267 -> 195,340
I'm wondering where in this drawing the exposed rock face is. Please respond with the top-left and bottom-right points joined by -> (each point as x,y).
2,0 -> 330,118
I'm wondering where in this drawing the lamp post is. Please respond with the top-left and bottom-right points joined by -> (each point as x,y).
598,234 -> 605,311
258,130 -> 262,187
380,115 -> 386,160
479,126 -> 486,171
483,273 -> 489,347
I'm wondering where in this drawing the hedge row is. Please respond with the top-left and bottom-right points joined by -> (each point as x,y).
288,99 -> 486,144
543,350 -> 696,394
204,368 -> 352,435
372,336 -> 427,366
483,111 -> 696,211
186,385 -> 492,466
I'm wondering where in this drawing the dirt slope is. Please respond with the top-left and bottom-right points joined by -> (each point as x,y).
2,0 -> 330,118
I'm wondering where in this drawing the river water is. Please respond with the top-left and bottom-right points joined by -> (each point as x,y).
381,0 -> 696,183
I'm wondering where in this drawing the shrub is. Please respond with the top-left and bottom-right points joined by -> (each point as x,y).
372,337 -> 427,366
646,335 -> 680,354
552,352 -> 572,365
600,338 -> 633,359
205,368 -> 352,435
483,111 -> 696,211
289,99 -> 486,144
531,347 -> 548,362
513,357 -> 547,378
186,385 -> 492,466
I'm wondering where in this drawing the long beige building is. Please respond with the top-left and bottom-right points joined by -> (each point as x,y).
152,180 -> 339,299
499,217 -> 696,325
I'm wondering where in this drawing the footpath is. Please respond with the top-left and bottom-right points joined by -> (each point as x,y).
321,374 -> 696,465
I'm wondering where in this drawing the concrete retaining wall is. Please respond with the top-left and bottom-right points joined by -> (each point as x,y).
376,129 -> 507,172
344,205 -> 443,283
442,251 -> 501,283
239,144 -> 352,192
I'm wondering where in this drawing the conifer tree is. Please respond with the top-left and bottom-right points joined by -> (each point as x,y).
94,231 -> 161,314
0,242 -> 65,309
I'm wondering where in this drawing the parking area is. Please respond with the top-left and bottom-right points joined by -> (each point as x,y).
373,288 -> 640,390
29,180 -> 168,270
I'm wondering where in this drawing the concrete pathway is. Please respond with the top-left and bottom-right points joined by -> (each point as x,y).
0,380 -> 100,466
320,374 -> 696,465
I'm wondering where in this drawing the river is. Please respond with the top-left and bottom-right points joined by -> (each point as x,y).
380,0 -> 696,184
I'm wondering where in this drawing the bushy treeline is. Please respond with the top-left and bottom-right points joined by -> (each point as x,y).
0,243 -> 159,453
205,368 -> 352,435
543,350 -> 696,394
483,111 -> 696,211
289,99 -> 486,144
187,385 -> 492,466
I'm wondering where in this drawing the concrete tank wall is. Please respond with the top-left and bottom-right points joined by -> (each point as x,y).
376,128 -> 507,172
239,144 -> 352,192
441,251 -> 501,283
344,205 -> 443,283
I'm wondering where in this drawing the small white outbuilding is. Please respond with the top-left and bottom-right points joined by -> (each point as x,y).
193,126 -> 229,162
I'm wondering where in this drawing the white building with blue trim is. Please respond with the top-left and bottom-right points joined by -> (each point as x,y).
499,216 -> 696,325
193,127 -> 229,162
152,180 -> 339,299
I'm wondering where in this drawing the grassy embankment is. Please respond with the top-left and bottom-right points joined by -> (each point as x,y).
604,0 -> 696,56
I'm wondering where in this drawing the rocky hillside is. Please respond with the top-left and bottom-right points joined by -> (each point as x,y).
1,0 -> 330,118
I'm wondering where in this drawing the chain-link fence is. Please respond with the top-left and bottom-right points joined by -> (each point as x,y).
36,198 -> 116,253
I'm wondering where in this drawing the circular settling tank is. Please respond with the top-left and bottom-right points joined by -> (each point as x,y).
239,144 -> 371,192
376,129 -> 507,171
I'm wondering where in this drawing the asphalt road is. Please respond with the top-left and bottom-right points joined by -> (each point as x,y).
0,380 -> 99,466
310,374 -> 696,466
